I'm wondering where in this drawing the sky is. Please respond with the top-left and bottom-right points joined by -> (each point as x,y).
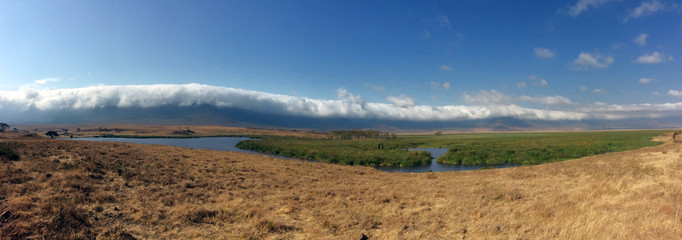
1,0 -> 681,123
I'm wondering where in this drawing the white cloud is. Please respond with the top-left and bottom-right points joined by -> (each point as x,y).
516,82 -> 528,88
534,48 -> 555,59
34,78 -> 60,85
520,95 -> 573,105
624,0 -> 665,22
528,75 -> 537,80
638,78 -> 654,84
386,95 -> 415,108
634,33 -> 648,46
440,65 -> 453,71
570,52 -> 614,70
2,84 -> 682,122
442,82 -> 451,90
0,84 -> 590,121
592,89 -> 604,93
652,92 -> 660,96
636,51 -> 672,64
567,0 -> 612,17
579,85 -> 588,92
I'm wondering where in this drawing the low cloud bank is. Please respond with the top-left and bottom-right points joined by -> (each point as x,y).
1,84 -> 681,122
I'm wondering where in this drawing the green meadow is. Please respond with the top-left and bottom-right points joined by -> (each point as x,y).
236,130 -> 665,167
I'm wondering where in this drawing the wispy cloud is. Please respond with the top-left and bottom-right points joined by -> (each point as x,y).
516,82 -> 528,88
429,81 -> 451,90
463,90 -> 512,106
634,33 -> 648,46
579,85 -> 588,92
638,78 -> 654,84
624,0 -> 665,22
570,52 -> 614,70
567,0 -> 612,17
34,78 -> 60,85
520,95 -> 573,105
535,79 -> 549,87
442,82 -> 451,90
364,83 -> 385,93
440,65 -> 453,71
437,15 -> 451,29
636,51 -> 673,64
533,48 -> 555,59
386,95 -> 415,108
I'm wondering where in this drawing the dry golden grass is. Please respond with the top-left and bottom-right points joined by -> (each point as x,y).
1,131 -> 682,239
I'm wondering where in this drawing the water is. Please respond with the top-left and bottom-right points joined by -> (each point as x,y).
68,137 -> 291,159
68,138 -> 518,173
375,148 -> 519,173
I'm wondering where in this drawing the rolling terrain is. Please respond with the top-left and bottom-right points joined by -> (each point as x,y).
1,130 -> 682,239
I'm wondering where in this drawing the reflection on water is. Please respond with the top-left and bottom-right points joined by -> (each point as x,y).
375,148 -> 519,173
68,138 -> 518,173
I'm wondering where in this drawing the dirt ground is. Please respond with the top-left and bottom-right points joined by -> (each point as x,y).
1,131 -> 681,239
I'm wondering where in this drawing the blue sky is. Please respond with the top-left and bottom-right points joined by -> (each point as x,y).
1,0 -> 681,122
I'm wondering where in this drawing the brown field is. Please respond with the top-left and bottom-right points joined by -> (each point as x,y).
2,131 -> 682,239
12,124 -> 325,138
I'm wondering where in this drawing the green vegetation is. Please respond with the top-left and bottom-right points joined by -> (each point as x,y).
435,131 -> 665,165
236,130 -> 665,167
236,137 -> 431,167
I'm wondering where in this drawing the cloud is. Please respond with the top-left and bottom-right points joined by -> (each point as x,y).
516,82 -> 528,88
421,31 -> 431,40
2,84 -> 682,122
440,65 -> 453,71
34,78 -> 60,85
364,83 -> 385,93
520,95 -> 573,105
634,33 -> 648,46
570,52 -> 614,70
636,51 -> 673,64
536,79 -> 549,87
386,95 -> 415,108
567,0 -> 612,17
592,89 -> 604,93
438,15 -> 451,29
429,81 -> 451,90
624,0 -> 665,22
463,90 -> 512,106
638,78 -> 654,84
579,85 -> 588,92
533,48 -> 555,59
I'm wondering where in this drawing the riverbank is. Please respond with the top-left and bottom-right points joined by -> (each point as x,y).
1,132 -> 681,239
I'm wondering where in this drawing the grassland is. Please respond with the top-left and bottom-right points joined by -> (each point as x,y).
236,130 -> 665,167
2,130 -> 682,239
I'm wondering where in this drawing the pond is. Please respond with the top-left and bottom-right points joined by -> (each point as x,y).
69,137 -> 518,173
375,148 -> 519,173
69,137 -> 291,159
